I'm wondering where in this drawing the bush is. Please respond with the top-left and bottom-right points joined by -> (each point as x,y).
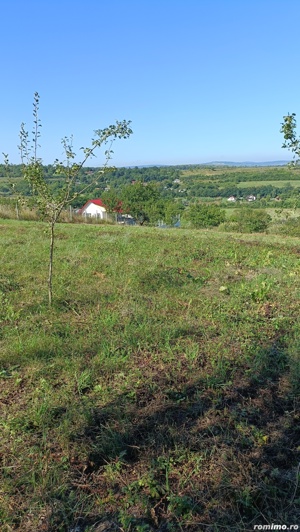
229,209 -> 271,233
274,216 -> 300,237
185,203 -> 226,228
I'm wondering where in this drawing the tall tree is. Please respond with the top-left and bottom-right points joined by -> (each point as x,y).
120,182 -> 160,225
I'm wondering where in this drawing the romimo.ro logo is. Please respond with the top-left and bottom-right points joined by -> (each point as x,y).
254,526 -> 299,531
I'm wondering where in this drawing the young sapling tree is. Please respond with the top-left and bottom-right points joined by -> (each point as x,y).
280,113 -> 300,212
5,92 -> 132,306
281,113 -> 300,165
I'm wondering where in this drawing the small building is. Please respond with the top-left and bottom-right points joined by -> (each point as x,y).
78,199 -> 107,219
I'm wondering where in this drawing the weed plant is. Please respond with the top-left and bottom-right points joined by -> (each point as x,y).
0,220 -> 300,531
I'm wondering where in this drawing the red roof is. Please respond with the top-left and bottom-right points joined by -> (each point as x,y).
78,198 -> 105,214
90,198 -> 105,207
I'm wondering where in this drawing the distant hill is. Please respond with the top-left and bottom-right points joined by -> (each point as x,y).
126,161 -> 292,169
202,161 -> 291,167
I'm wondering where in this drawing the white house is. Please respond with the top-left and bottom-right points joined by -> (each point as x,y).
78,199 -> 107,219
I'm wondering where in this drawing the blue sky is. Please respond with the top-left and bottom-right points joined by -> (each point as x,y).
0,0 -> 298,166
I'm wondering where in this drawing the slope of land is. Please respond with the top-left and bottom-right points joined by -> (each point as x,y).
0,221 -> 300,531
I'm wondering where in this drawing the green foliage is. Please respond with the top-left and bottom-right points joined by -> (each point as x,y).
230,209 -> 272,232
163,199 -> 184,225
275,216 -> 300,236
100,188 -> 122,213
99,165 -> 181,187
3,159 -> 300,208
120,181 -> 161,224
3,93 -> 132,305
281,112 -> 300,165
119,181 -> 183,225
185,202 -> 225,228
15,94 -> 132,224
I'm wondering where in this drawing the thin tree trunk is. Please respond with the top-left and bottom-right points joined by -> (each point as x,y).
48,221 -> 55,307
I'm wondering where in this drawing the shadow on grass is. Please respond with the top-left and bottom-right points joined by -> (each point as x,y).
47,338 -> 300,531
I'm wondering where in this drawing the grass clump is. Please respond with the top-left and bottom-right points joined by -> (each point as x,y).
0,221 -> 300,531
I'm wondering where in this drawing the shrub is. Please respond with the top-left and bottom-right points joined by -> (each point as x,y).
274,216 -> 300,237
229,209 -> 271,233
185,203 -> 226,228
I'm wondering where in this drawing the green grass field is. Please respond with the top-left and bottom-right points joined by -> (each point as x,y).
237,180 -> 300,188
1,220 -> 300,531
224,207 -> 300,220
181,165 -> 300,178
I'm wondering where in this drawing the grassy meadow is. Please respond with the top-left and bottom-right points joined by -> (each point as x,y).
237,180 -> 300,188
1,220 -> 300,531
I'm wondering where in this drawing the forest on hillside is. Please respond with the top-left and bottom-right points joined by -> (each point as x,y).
1,163 -> 300,207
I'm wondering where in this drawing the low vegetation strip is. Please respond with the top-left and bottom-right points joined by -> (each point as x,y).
237,180 -> 300,188
0,220 -> 300,531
